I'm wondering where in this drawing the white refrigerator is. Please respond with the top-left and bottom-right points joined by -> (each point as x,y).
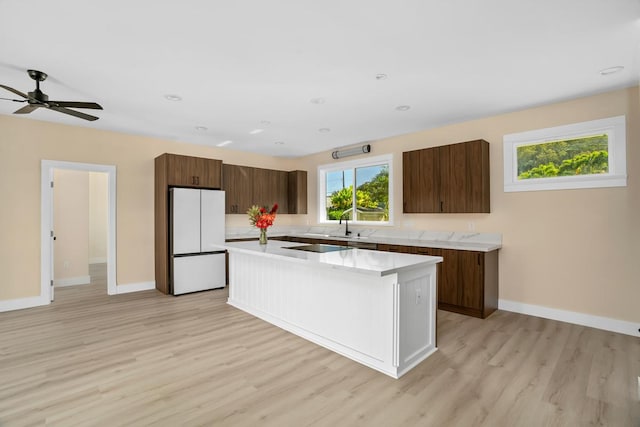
170,188 -> 226,295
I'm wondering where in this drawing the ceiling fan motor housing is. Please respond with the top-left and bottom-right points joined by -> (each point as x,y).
27,89 -> 48,104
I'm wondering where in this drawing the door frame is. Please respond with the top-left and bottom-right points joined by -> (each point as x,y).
41,160 -> 117,299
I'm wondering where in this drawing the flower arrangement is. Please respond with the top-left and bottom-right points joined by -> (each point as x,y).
248,203 -> 278,244
247,203 -> 278,229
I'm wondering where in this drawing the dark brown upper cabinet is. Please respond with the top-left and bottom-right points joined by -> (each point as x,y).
163,153 -> 222,188
403,139 -> 490,213
222,164 -> 254,214
252,168 -> 289,214
223,164 -> 307,215
288,170 -> 308,214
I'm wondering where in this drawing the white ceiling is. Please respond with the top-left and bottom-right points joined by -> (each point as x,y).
1,0 -> 638,158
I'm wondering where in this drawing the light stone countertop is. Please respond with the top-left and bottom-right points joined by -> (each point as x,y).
225,226 -> 502,252
221,240 -> 442,277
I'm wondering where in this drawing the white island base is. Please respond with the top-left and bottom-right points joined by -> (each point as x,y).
225,241 -> 442,379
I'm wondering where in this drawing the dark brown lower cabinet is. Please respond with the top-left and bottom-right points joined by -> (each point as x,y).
437,249 -> 498,318
378,243 -> 498,319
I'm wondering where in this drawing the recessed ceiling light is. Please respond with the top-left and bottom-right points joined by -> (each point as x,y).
395,105 -> 411,111
599,66 -> 624,76
216,140 -> 233,147
274,141 -> 285,145
249,129 -> 264,135
164,94 -> 182,101
260,120 -> 271,126
195,126 -> 208,131
319,128 -> 331,133
375,74 -> 388,80
310,97 -> 326,104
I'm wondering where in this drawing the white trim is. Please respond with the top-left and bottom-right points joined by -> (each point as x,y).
503,115 -> 627,192
499,299 -> 639,337
0,295 -> 49,313
89,257 -> 108,264
116,281 -> 156,294
54,275 -> 91,287
41,160 -> 118,303
317,153 -> 394,225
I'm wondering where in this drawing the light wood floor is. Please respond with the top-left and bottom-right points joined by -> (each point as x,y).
1,276 -> 638,426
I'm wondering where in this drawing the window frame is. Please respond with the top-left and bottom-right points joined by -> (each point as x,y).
503,115 -> 626,192
318,153 -> 393,225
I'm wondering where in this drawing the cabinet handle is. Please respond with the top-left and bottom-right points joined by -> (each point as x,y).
196,176 -> 200,185
440,201 -> 444,212
478,254 -> 481,266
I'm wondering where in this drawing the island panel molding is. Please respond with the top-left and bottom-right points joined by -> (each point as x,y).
224,240 -> 441,378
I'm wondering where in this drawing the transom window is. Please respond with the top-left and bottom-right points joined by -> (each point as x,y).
503,116 -> 626,192
318,154 -> 393,224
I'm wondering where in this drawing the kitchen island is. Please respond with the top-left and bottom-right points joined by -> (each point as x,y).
224,240 -> 443,378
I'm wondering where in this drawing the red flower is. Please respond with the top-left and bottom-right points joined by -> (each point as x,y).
248,203 -> 278,230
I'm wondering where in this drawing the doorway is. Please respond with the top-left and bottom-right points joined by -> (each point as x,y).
41,160 -> 117,301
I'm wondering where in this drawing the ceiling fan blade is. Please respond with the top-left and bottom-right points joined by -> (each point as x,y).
14,104 -> 40,114
49,101 -> 103,110
0,84 -> 29,99
48,105 -> 99,121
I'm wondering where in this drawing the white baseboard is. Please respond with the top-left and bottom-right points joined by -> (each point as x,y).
89,257 -> 107,264
116,281 -> 156,294
54,275 -> 91,287
499,299 -> 640,337
0,295 -> 50,313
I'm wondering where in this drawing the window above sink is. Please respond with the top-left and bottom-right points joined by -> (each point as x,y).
318,154 -> 393,226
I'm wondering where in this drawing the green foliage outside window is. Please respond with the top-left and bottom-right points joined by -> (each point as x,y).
326,166 -> 389,221
517,134 -> 608,180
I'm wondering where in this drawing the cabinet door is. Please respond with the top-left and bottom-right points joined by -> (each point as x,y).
439,143 -> 467,213
466,140 -> 490,213
198,158 -> 222,188
402,151 -> 420,213
166,154 -> 201,186
439,249 -> 459,306
166,154 -> 222,188
439,140 -> 489,213
403,150 -> 439,213
253,168 -> 289,214
439,249 -> 483,310
419,148 -> 440,213
459,251 -> 484,310
288,170 -> 307,214
222,164 -> 254,214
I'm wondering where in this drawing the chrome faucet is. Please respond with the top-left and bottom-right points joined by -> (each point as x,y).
339,213 -> 352,236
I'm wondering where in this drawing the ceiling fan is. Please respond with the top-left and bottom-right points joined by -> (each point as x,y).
0,69 -> 102,121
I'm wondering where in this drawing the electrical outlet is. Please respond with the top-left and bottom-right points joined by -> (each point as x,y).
467,221 -> 476,231
63,261 -> 70,269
